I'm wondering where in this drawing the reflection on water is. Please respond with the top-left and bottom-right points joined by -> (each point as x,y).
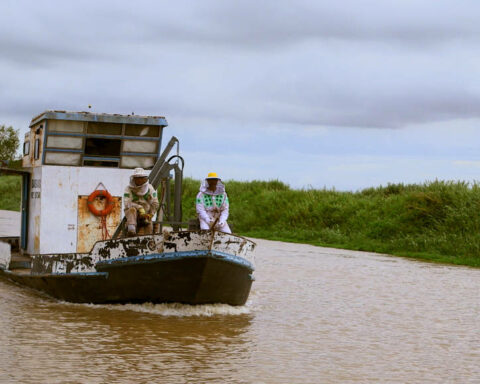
1,239 -> 480,383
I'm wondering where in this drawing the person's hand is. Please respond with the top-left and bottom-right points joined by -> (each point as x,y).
145,213 -> 153,221
138,207 -> 146,217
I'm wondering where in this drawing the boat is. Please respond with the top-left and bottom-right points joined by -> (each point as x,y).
0,110 -> 256,305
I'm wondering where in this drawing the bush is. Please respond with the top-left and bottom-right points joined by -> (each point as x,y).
183,178 -> 480,266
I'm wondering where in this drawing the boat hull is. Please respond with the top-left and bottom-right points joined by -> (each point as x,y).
0,250 -> 254,306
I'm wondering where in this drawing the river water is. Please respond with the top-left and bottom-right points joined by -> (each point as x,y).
1,239 -> 479,383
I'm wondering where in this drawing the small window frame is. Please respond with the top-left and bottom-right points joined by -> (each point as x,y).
34,139 -> 40,160
23,141 -> 30,156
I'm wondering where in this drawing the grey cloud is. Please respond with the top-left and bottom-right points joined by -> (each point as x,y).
138,1 -> 480,48
1,0 -> 480,131
2,0 -> 480,69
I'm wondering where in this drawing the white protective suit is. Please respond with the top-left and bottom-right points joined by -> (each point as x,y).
195,179 -> 231,233
124,176 -> 159,233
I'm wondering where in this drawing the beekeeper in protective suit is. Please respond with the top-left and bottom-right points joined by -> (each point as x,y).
124,168 -> 159,236
196,172 -> 231,233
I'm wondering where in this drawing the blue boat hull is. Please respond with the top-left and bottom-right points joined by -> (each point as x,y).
0,250 -> 254,306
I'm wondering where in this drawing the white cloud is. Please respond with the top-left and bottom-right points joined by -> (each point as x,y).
1,0 -> 480,189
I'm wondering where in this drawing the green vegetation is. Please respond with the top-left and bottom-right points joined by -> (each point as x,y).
183,178 -> 480,267
0,125 -> 20,163
0,176 -> 22,211
2,175 -> 480,267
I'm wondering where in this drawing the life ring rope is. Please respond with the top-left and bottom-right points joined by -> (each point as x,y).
87,189 -> 114,217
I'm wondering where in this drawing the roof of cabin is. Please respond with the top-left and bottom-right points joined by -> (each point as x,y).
30,110 -> 168,127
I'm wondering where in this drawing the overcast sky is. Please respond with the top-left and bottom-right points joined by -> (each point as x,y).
1,0 -> 480,190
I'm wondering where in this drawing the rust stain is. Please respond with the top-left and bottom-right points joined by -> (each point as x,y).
77,195 -> 122,253
34,215 -> 40,252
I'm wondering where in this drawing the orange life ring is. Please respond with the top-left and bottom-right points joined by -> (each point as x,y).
87,189 -> 114,216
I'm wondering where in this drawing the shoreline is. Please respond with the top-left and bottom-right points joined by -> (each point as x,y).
2,176 -> 480,268
242,231 -> 480,268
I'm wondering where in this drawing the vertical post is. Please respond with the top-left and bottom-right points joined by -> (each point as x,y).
166,177 -> 171,222
173,164 -> 183,230
20,173 -> 30,250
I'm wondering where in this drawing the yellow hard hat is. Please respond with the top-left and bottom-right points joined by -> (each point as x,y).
206,172 -> 220,180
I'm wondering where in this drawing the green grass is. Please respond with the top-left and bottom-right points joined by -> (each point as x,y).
0,176 -> 22,211
3,175 -> 480,267
183,178 -> 480,267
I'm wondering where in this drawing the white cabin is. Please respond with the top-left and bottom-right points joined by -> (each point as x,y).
21,110 -> 167,255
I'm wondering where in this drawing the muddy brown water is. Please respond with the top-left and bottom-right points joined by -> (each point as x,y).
1,239 -> 479,383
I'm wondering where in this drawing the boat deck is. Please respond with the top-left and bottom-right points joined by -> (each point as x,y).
10,253 -> 31,272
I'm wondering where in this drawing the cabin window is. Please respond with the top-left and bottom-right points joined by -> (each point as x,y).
84,138 -> 121,157
122,140 -> 158,153
46,136 -> 83,150
120,156 -> 155,169
45,152 -> 82,166
34,139 -> 40,160
125,125 -> 160,137
23,141 -> 30,155
87,122 -> 122,135
83,159 -> 119,167
39,118 -> 164,168
48,120 -> 84,133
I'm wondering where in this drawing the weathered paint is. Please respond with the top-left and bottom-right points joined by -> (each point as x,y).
30,230 -> 256,275
21,110 -> 169,256
30,110 -> 168,127
22,132 -> 32,168
97,250 -> 254,271
33,215 -> 40,253
23,122 -> 45,168
76,195 -> 122,253
26,165 -> 136,255
3,250 -> 253,305
31,253 -> 91,274
28,167 -> 42,254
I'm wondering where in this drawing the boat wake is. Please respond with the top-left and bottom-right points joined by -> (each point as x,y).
72,301 -> 252,317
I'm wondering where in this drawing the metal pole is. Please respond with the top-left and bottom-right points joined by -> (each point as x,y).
173,164 -> 183,228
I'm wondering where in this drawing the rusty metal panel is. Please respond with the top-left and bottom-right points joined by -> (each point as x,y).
77,195 -> 122,253
36,166 -> 132,255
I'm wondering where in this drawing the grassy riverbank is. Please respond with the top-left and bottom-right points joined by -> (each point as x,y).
183,178 -> 480,267
1,175 -> 479,267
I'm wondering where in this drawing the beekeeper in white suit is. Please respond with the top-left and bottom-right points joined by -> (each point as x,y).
195,172 -> 231,233
124,167 -> 159,236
